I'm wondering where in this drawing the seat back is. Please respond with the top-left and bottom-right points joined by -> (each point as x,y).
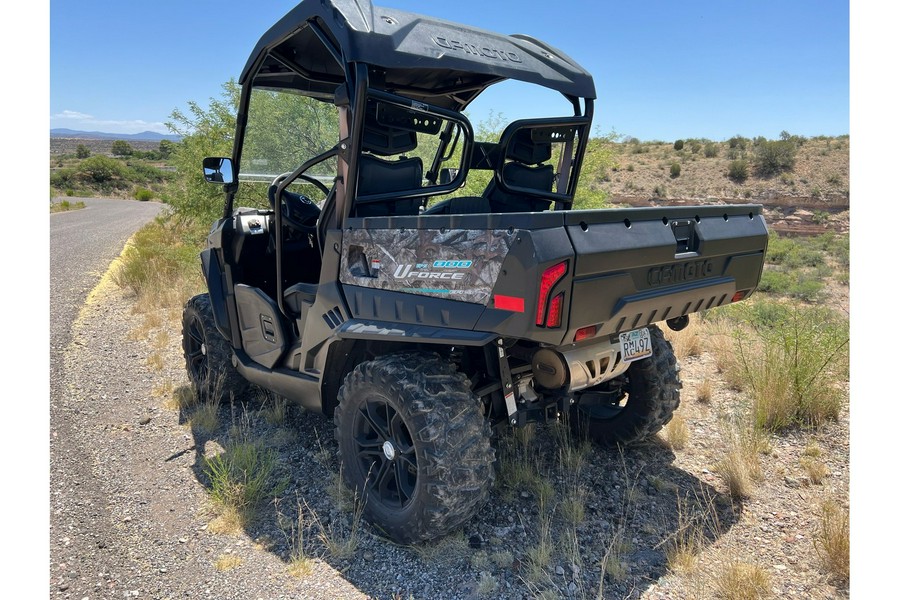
484,129 -> 555,213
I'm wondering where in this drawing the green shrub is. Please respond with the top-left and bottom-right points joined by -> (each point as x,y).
727,159 -> 749,182
76,155 -> 130,185
727,135 -> 749,150
203,440 -> 283,517
754,139 -> 797,176
734,304 -> 848,432
670,162 -> 681,178
111,140 -> 134,156
674,139 -> 685,151
76,144 -> 90,159
704,142 -> 719,158
134,187 -> 154,201
653,184 -> 667,198
690,141 -> 702,154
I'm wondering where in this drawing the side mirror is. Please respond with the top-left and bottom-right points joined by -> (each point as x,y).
202,157 -> 234,184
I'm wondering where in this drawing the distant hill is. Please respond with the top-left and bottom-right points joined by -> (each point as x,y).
50,128 -> 181,142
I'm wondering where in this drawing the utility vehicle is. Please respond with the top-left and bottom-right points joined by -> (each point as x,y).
183,0 -> 769,543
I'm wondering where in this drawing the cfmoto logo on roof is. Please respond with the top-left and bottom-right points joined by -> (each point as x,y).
432,37 -> 523,63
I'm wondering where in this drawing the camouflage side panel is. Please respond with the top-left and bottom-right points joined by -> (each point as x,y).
340,228 -> 517,305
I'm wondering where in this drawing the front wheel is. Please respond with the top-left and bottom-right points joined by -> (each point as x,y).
182,294 -> 250,402
334,352 -> 495,544
570,325 -> 682,446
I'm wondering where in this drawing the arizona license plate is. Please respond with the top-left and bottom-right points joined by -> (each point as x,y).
620,328 -> 653,363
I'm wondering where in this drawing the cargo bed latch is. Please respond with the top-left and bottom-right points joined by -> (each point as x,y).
671,220 -> 699,254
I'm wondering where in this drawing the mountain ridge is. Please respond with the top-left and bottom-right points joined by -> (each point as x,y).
50,128 -> 181,142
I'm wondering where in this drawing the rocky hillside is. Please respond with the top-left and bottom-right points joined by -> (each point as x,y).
595,136 -> 849,236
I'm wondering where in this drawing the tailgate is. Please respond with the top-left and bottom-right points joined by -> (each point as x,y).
563,205 -> 768,342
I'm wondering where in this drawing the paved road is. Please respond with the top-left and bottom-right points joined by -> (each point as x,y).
49,198 -> 164,597
50,198 -> 165,348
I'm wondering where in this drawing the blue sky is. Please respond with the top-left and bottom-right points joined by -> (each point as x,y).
49,0 -> 849,141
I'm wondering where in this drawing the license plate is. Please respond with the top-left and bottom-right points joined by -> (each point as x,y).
619,328 -> 653,363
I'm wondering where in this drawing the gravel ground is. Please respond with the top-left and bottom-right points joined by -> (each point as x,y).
49,265 -> 850,599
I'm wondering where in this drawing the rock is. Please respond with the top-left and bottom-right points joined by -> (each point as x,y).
139,416 -> 151,425
556,565 -> 565,576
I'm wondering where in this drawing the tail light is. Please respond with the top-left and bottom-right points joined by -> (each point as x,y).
546,294 -> 564,328
536,261 -> 568,327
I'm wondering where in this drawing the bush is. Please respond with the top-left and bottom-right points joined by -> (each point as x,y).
737,304 -> 847,432
727,135 -> 749,150
76,144 -> 90,159
754,139 -> 797,176
704,142 -> 719,158
111,140 -> 134,156
134,187 -> 154,201
727,159 -> 749,182
670,162 -> 681,178
690,141 -> 702,154
674,139 -> 684,151
76,155 -> 130,185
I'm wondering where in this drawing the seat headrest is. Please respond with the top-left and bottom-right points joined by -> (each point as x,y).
506,129 -> 552,165
362,103 -> 417,156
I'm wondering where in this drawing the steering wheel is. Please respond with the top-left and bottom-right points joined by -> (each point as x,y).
268,173 -> 330,233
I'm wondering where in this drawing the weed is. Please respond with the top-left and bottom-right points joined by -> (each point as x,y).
213,553 -> 243,571
190,400 -> 220,435
734,305 -> 848,432
413,531 -> 471,566
716,417 -> 764,499
203,439 -> 281,526
727,159 -> 749,182
663,414 -> 689,450
814,498 -> 849,583
259,394 -> 288,426
696,378 -> 713,404
800,458 -> 829,484
715,561 -> 772,600
475,572 -> 498,596
670,162 -> 681,178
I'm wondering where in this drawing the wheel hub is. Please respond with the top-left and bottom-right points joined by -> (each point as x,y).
382,440 -> 396,461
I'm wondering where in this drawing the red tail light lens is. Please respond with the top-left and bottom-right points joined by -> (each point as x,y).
536,261 -> 568,326
732,289 -> 748,303
546,293 -> 564,328
574,325 -> 597,342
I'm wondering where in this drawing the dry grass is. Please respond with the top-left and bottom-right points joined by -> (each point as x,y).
669,325 -> 703,361
259,393 -> 288,426
663,414 -> 690,450
814,498 -> 849,583
164,385 -> 197,412
696,378 -> 713,404
146,352 -> 165,371
213,553 -> 243,571
716,420 -> 765,499
800,457 -> 829,484
475,572 -> 499,597
189,400 -> 220,434
715,561 -> 772,600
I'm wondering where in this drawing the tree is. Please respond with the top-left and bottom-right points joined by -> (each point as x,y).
111,140 -> 133,156
165,80 -> 241,221
76,144 -> 90,159
158,139 -> 174,159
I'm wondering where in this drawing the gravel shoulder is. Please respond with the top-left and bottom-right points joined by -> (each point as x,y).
50,266 -> 849,600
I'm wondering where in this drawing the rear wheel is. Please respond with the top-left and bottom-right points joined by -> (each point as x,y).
182,294 -> 250,402
334,352 -> 495,544
570,325 -> 681,446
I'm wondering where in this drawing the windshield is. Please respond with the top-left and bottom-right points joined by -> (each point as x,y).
237,86 -> 341,206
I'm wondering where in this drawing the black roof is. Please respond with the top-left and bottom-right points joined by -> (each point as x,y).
240,0 -> 595,109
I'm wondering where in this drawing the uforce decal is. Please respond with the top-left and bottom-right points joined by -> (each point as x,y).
433,36 -> 523,63
394,265 -> 466,280
648,260 -> 714,287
